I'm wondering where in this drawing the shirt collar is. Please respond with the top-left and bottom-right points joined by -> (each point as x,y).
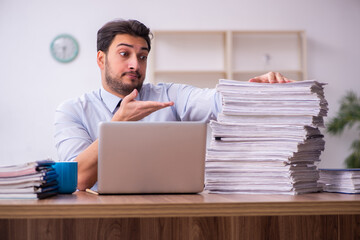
100,87 -> 122,114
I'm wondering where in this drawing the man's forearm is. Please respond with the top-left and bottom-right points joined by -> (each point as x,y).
75,139 -> 99,191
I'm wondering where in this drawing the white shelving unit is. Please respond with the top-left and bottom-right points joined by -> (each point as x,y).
148,30 -> 306,88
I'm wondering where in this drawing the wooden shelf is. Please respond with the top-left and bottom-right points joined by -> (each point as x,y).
232,70 -> 303,74
154,70 -> 226,74
149,30 -> 307,87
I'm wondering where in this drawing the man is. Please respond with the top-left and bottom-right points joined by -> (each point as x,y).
54,19 -> 292,191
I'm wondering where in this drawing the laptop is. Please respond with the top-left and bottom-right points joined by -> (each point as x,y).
97,121 -> 207,194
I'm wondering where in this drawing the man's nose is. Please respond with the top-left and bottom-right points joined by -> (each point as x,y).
128,56 -> 139,70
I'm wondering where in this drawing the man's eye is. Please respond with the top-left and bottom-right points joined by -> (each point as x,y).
139,55 -> 147,61
120,52 -> 128,56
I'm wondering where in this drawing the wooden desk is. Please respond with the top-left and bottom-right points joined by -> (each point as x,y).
0,191 -> 359,240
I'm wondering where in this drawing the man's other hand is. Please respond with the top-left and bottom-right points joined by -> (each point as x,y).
248,72 -> 293,83
112,89 -> 174,122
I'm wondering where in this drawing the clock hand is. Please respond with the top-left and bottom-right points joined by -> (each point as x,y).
62,46 -> 67,57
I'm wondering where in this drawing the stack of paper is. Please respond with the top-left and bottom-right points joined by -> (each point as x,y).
319,169 -> 360,194
205,79 -> 328,195
0,160 -> 58,199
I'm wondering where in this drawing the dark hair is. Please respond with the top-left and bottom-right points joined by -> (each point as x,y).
97,19 -> 152,53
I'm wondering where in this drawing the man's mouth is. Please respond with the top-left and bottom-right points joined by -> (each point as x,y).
122,71 -> 141,80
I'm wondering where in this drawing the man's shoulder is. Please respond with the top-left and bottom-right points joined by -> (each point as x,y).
141,82 -> 216,99
142,82 -> 173,89
142,82 -> 191,92
56,89 -> 101,112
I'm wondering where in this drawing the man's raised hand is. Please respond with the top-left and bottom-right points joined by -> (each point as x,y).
112,89 -> 174,122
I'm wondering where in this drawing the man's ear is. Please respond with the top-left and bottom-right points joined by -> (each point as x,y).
97,51 -> 105,70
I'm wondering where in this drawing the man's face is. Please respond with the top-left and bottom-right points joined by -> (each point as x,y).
101,34 -> 149,97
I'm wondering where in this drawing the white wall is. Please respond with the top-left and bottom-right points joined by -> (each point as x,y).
0,0 -> 359,167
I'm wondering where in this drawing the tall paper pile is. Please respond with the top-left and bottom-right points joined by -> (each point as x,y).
205,79 -> 328,195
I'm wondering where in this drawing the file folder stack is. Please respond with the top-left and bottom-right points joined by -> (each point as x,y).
205,79 -> 328,195
0,160 -> 58,199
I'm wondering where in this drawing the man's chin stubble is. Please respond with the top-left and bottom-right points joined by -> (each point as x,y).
106,78 -> 143,97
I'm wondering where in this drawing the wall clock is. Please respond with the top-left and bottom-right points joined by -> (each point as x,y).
50,34 -> 79,63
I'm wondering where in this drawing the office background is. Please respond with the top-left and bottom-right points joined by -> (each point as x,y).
0,0 -> 359,168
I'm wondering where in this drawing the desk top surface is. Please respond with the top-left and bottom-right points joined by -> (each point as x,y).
1,191 -> 360,218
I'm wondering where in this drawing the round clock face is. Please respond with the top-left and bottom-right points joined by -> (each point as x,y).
50,34 -> 79,63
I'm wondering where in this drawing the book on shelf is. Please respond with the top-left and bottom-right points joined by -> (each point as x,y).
205,79 -> 328,195
0,160 -> 58,199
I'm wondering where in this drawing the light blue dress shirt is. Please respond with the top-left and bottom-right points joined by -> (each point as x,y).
54,82 -> 222,162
